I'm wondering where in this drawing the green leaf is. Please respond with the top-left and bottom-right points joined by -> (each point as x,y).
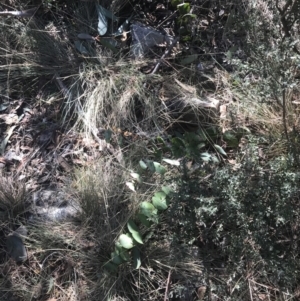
119,249 -> 130,261
113,16 -> 132,36
0,103 -> 9,111
214,144 -> 227,156
99,39 -> 119,54
130,172 -> 142,183
140,202 -> 157,217
197,143 -> 206,150
139,160 -> 148,170
161,186 -> 174,195
162,158 -> 180,166
96,4 -> 118,21
201,152 -> 211,162
104,129 -> 112,143
171,0 -> 181,7
131,231 -> 143,244
211,155 -> 220,163
137,213 -> 151,227
132,247 -> 141,269
103,262 -> 118,272
118,234 -> 134,249
180,54 -> 198,65
127,220 -> 143,244
111,251 -> 124,265
177,3 -> 191,15
152,191 -> 168,211
171,137 -> 186,157
153,162 -> 166,175
223,131 -> 239,148
74,41 -> 89,55
127,219 -> 139,232
145,160 -> 155,172
126,182 -> 135,192
96,4 -> 108,35
197,129 -> 207,141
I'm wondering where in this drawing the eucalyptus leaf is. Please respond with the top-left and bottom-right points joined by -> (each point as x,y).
103,262 -> 118,272
113,16 -> 132,36
223,131 -> 239,148
162,186 -> 174,195
162,158 -> 180,166
131,231 -> 143,244
127,219 -> 139,233
78,33 -> 94,41
118,234 -> 134,249
137,213 -> 151,227
201,152 -> 211,162
0,103 -> 9,111
74,40 -> 89,55
96,4 -> 118,21
177,2 -> 191,14
153,162 -> 166,175
132,246 -> 141,269
139,160 -> 148,170
104,129 -> 112,142
180,54 -> 198,65
111,251 -> 124,265
126,182 -> 135,192
140,202 -> 157,217
99,39 -> 119,54
119,249 -> 130,261
214,144 -> 227,156
96,4 -> 108,35
152,191 -> 168,210
130,172 -> 142,183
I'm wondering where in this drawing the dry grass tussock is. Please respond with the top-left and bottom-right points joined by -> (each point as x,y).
0,175 -> 30,220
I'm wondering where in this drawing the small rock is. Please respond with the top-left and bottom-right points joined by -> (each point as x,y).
6,234 -> 27,262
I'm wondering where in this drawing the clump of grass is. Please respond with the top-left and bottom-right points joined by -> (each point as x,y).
0,175 -> 30,220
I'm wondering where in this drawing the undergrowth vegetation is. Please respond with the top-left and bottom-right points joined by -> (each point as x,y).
1,0 -> 300,300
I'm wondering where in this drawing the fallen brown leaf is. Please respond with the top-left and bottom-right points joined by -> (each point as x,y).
197,286 -> 207,300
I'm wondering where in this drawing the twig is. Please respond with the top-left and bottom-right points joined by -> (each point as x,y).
164,270 -> 172,301
151,37 -> 178,74
0,7 -> 38,18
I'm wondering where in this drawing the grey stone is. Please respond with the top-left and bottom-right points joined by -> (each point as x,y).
6,234 -> 27,262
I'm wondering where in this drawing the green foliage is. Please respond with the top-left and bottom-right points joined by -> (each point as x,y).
166,138 -> 300,293
106,160 -> 172,271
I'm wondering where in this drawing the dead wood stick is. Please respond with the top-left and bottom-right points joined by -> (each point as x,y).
164,270 -> 172,301
0,7 -> 38,18
151,37 -> 178,74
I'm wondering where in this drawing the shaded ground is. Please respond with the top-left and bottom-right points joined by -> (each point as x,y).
1,0 -> 300,301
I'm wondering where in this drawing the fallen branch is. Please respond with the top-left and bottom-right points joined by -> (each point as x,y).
164,270 -> 172,301
0,7 -> 38,18
151,37 -> 178,74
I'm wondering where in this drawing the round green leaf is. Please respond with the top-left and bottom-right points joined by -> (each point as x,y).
103,262 -> 118,272
140,202 -> 157,217
131,231 -> 143,244
118,234 -> 134,249
111,251 -> 124,265
127,219 -> 139,233
127,220 -> 143,244
152,191 -> 168,210
139,160 -> 148,169
161,186 -> 174,195
119,249 -> 130,261
223,131 -> 239,148
137,213 -> 151,228
153,162 -> 166,175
